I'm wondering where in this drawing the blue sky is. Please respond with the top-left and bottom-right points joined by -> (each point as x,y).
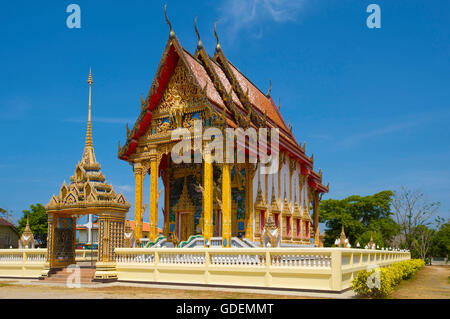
0,0 -> 449,227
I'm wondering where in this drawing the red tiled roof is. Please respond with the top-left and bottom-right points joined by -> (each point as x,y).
227,61 -> 290,133
128,220 -> 162,234
182,50 -> 225,109
0,217 -> 15,228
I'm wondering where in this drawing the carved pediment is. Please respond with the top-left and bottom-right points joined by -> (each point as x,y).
64,192 -> 77,205
115,193 -> 127,204
146,60 -> 207,139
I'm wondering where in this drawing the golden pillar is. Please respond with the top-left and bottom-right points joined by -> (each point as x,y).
265,173 -> 268,209
245,164 -> 255,241
203,151 -> 213,245
221,163 -> 231,247
277,168 -> 281,204
97,212 -> 125,263
313,190 -> 319,246
288,159 -> 295,242
149,154 -> 159,241
163,170 -> 170,238
134,163 -> 144,243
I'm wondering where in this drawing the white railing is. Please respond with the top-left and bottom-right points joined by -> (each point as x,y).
0,249 -> 98,278
75,249 -> 98,262
114,247 -> 410,291
0,247 -> 411,289
0,249 -> 47,278
0,249 -> 47,263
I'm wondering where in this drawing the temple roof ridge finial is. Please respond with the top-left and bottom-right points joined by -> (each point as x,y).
266,80 -> 272,97
214,20 -> 221,51
194,16 -> 202,49
164,3 -> 175,39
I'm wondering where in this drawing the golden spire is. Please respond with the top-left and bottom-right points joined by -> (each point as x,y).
86,68 -> 93,148
82,68 -> 97,165
25,215 -> 31,233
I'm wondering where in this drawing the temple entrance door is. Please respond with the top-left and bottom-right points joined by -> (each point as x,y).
177,212 -> 191,242
51,215 -> 76,268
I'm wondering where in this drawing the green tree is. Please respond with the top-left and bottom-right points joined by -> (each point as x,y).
319,191 -> 399,247
0,207 -> 13,223
430,221 -> 449,260
17,204 -> 48,247
411,225 -> 435,262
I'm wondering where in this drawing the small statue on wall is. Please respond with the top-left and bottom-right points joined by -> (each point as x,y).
18,216 -> 36,249
260,215 -> 280,248
124,213 -> 135,248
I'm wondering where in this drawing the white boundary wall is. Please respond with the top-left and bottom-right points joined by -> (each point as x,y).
0,248 -> 410,291
114,247 -> 410,292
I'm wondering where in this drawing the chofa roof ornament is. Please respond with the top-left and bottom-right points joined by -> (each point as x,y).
164,3 -> 175,39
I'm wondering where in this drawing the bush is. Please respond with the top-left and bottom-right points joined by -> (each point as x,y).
352,259 -> 425,298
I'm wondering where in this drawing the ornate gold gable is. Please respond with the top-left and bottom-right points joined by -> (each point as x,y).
148,60 -> 206,139
172,178 -> 196,212
302,207 -> 312,221
293,192 -> 301,217
269,176 -> 280,214
254,174 -> 267,211
281,189 -> 291,216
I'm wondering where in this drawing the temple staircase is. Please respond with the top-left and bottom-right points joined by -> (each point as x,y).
40,264 -> 96,284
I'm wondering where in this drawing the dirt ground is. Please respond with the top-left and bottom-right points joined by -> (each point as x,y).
0,281 -> 313,299
391,265 -> 450,299
0,265 -> 447,299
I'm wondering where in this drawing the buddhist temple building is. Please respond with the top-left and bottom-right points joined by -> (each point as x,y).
44,70 -> 130,277
117,11 -> 329,248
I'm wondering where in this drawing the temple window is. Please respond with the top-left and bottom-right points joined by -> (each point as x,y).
286,216 -> 291,236
260,211 -> 265,233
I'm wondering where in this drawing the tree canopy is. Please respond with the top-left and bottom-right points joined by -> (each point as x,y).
319,191 -> 399,247
430,221 -> 450,258
17,203 -> 48,247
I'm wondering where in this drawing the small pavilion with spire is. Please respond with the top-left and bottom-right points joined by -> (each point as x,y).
44,70 -> 130,279
18,216 -> 36,249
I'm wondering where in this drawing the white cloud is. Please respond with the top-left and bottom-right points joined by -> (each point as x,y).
336,120 -> 423,148
218,0 -> 307,40
115,184 -> 133,194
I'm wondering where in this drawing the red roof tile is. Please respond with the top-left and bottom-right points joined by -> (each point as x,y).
0,217 -> 15,228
